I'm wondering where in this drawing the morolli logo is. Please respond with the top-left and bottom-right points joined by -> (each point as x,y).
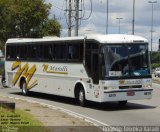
11,61 -> 38,89
43,64 -> 68,74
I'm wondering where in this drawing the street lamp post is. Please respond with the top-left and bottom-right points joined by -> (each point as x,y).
148,1 -> 157,57
132,0 -> 135,35
106,0 -> 109,34
116,18 -> 123,34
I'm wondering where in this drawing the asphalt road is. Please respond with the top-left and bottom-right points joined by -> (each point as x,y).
0,83 -> 160,127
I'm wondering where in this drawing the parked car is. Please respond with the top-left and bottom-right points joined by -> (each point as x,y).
154,67 -> 160,77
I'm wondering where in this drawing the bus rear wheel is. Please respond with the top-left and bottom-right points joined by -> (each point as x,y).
78,88 -> 86,107
21,81 -> 28,96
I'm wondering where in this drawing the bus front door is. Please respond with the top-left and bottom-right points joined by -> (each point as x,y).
91,51 -> 99,84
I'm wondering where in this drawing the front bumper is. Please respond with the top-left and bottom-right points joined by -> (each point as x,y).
102,89 -> 153,102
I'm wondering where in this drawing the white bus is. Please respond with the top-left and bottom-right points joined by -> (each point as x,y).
3,34 -> 153,106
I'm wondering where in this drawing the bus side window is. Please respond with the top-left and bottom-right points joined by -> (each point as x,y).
43,45 -> 52,60
6,46 -> 11,59
34,46 -> 40,60
55,44 -> 61,60
16,45 -> 20,60
72,45 -> 79,60
61,44 -> 68,60
7,45 -> 16,60
68,45 -> 72,59
85,41 -> 99,77
26,45 -> 39,60
68,44 -> 78,60
39,45 -> 44,60
68,42 -> 83,61
48,45 -> 53,60
91,51 -> 99,84
19,45 -> 27,60
54,44 -> 68,60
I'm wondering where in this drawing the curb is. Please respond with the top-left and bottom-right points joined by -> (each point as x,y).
0,95 -> 110,128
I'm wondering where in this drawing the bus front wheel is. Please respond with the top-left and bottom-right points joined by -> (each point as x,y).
21,81 -> 28,96
78,88 -> 86,107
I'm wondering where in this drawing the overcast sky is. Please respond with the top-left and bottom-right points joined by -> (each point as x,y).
45,0 -> 160,51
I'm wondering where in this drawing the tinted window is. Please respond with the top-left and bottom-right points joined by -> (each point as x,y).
39,44 -> 53,60
68,41 -> 83,61
55,44 -> 68,60
27,45 -> 39,60
6,45 -> 17,59
17,45 -> 27,59
85,40 -> 99,76
6,40 -> 84,63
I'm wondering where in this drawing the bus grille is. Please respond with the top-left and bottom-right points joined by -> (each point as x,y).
119,85 -> 142,89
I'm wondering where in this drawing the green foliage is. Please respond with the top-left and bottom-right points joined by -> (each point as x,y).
151,51 -> 160,64
41,19 -> 61,37
151,51 -> 160,69
0,107 -> 47,132
0,0 -> 13,44
0,0 -> 61,50
152,63 -> 160,69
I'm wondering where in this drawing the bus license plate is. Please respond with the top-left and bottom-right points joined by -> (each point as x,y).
127,91 -> 135,96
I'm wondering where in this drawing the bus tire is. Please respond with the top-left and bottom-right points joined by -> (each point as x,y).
118,100 -> 127,106
78,88 -> 86,107
21,81 -> 28,96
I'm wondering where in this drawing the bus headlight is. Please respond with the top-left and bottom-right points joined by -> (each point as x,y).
104,86 -> 117,90
143,84 -> 152,89
143,79 -> 152,89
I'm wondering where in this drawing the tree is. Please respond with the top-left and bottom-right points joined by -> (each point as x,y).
152,51 -> 160,64
41,19 -> 61,37
0,0 -> 12,44
9,0 -> 52,38
0,0 -> 61,47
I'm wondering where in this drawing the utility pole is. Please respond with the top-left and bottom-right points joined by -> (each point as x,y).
68,0 -> 72,37
159,39 -> 160,63
65,0 -> 72,37
148,1 -> 157,58
132,0 -> 135,35
106,0 -> 109,34
116,18 -> 123,34
65,0 -> 85,36
75,0 -> 79,36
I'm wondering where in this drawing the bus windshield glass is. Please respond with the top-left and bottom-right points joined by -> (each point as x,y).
101,43 -> 150,78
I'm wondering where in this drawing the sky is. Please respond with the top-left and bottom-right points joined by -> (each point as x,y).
45,0 -> 160,51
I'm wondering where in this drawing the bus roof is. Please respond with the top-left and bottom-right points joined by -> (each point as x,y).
6,34 -> 148,44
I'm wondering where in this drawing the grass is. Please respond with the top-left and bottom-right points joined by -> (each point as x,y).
0,107 -> 48,132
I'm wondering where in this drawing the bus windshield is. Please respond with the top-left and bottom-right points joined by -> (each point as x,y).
101,43 -> 151,78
